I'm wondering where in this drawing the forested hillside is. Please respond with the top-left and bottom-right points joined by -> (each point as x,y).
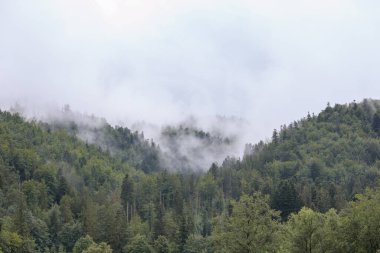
2,99 -> 380,253
42,107 -> 237,173
41,107 -> 162,173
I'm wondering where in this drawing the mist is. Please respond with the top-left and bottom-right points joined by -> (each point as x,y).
20,104 -> 250,171
1,0 -> 380,158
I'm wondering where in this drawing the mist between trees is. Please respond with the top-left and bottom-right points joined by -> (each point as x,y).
1,99 -> 380,252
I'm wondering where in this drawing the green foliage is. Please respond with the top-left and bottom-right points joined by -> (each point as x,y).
0,230 -> 23,253
123,234 -> 153,253
212,193 -> 281,253
120,174 -> 134,221
46,111 -> 162,173
272,180 -> 302,220
13,192 -> 31,237
83,242 -> 112,253
30,216 -> 50,252
47,205 -> 62,249
127,215 -> 148,239
340,189 -> 380,253
153,236 -> 171,253
287,208 -> 325,253
373,112 -> 380,135
184,234 -> 211,253
2,100 -> 380,252
284,188 -> 380,253
59,222 -> 82,253
72,235 -> 94,253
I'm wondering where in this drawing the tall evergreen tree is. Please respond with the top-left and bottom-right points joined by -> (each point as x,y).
13,192 -> 30,238
153,204 -> 165,239
372,112 -> 380,135
272,180 -> 302,220
121,174 -> 134,222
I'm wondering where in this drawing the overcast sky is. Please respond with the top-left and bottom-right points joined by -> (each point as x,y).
1,0 -> 380,144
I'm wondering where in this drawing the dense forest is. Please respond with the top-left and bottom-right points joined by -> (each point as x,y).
2,99 -> 380,252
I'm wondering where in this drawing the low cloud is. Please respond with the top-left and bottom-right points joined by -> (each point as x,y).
1,0 -> 380,150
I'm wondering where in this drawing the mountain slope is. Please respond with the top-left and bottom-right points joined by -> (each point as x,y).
213,99 -> 380,215
1,99 -> 380,252
40,108 -> 162,173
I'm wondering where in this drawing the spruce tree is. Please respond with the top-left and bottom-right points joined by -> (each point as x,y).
372,112 -> 380,135
121,174 -> 134,222
272,180 -> 302,220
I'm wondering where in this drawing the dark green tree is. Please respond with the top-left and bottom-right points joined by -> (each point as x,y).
47,205 -> 62,250
272,180 -> 302,220
372,112 -> 380,135
13,192 -> 30,238
153,204 -> 165,239
121,174 -> 134,222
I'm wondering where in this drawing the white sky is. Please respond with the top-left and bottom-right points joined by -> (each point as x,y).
1,0 -> 380,144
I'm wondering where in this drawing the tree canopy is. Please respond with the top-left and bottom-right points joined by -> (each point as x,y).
1,99 -> 380,252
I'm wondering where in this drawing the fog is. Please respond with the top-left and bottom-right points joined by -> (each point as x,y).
1,0 -> 380,154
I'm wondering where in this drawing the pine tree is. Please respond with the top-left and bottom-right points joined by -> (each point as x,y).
272,129 -> 279,144
13,192 -> 30,237
372,112 -> 380,135
272,180 -> 302,220
48,205 -> 62,250
109,207 -> 128,253
178,215 -> 189,253
82,199 -> 97,238
121,174 -> 134,222
153,204 -> 165,239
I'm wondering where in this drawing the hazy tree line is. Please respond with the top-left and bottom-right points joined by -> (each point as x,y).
1,99 -> 380,252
